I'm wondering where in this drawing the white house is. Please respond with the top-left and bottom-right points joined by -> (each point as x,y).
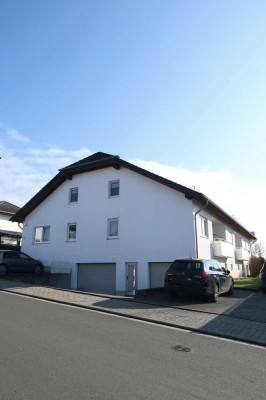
0,201 -> 22,249
11,152 -> 256,294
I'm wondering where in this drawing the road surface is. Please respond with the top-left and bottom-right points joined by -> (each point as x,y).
0,291 -> 265,400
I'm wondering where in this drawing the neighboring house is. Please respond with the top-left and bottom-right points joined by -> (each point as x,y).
0,201 -> 22,249
11,152 -> 256,294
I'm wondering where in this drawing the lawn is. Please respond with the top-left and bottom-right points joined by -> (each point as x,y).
234,276 -> 261,290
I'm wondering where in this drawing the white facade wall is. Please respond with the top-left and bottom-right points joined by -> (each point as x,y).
193,206 -> 252,278
0,213 -> 21,233
193,207 -> 213,259
22,167 -> 196,291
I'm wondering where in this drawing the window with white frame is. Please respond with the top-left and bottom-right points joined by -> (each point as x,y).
69,188 -> 78,203
199,216 -> 208,237
34,226 -> 50,243
109,180 -> 119,197
226,230 -> 233,244
67,223 -> 77,241
107,218 -> 118,239
243,239 -> 249,250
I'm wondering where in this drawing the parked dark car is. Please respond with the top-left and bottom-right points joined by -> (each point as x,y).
0,250 -> 43,275
260,262 -> 266,293
165,258 -> 234,302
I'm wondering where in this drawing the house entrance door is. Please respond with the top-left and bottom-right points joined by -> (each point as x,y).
126,263 -> 138,295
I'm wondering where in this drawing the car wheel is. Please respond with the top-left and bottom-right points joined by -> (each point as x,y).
0,264 -> 7,275
210,284 -> 219,302
34,265 -> 42,274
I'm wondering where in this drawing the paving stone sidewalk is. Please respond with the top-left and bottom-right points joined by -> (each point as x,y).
0,279 -> 265,347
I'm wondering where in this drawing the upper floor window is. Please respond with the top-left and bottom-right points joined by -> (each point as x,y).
199,216 -> 208,238
226,230 -> 233,244
243,239 -> 249,250
69,188 -> 78,203
67,223 -> 77,241
107,218 -> 119,239
34,226 -> 50,243
109,180 -> 119,197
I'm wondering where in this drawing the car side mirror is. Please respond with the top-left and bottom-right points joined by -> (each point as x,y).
226,270 -> 230,275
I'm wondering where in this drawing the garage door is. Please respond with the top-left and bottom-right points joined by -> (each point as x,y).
149,262 -> 171,289
78,263 -> 116,294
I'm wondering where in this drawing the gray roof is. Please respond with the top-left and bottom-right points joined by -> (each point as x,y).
0,228 -> 22,237
0,201 -> 20,215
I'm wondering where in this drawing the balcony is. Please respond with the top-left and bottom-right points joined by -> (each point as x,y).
213,238 -> 234,258
235,247 -> 250,261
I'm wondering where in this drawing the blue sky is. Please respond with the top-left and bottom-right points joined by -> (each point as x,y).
1,1 -> 266,243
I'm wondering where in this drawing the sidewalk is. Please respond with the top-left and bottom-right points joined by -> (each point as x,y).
0,278 -> 265,347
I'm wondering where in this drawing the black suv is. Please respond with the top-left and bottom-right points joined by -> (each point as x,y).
260,262 -> 266,293
0,250 -> 43,275
165,258 -> 234,302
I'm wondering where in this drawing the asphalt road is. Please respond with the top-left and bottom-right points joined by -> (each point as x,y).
0,291 -> 265,400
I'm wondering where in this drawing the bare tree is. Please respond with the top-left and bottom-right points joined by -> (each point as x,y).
251,241 -> 265,257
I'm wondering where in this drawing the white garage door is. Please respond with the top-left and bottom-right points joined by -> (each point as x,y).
149,262 -> 171,289
78,263 -> 116,294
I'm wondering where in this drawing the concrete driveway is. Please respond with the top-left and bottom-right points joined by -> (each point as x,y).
135,289 -> 252,316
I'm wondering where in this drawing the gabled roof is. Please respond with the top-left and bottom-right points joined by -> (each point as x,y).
10,152 -> 256,240
0,201 -> 20,215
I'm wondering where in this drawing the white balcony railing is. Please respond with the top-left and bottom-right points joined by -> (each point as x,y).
213,238 -> 234,258
235,247 -> 250,261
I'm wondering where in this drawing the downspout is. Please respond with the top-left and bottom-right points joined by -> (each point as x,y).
194,198 -> 209,259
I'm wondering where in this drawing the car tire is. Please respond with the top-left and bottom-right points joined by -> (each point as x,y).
34,265 -> 42,274
0,264 -> 7,275
210,284 -> 219,302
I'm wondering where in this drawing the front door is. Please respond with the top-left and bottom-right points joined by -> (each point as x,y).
126,263 -> 138,295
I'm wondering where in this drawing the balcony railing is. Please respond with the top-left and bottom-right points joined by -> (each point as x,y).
235,247 -> 250,261
213,238 -> 234,258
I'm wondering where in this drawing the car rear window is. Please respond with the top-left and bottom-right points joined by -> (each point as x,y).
168,260 -> 204,274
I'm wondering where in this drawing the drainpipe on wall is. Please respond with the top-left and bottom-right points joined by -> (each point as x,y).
194,198 -> 209,259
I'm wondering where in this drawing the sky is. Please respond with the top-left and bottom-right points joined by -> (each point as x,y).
1,0 -> 266,244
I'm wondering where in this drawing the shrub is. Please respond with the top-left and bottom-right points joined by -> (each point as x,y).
249,256 -> 265,277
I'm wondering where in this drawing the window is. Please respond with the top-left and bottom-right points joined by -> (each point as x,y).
109,180 -> 119,197
18,252 -> 31,260
226,230 -> 233,244
108,218 -> 118,239
34,226 -> 50,243
209,262 -> 222,272
69,188 -> 78,203
199,216 -> 208,237
67,223 -> 77,241
243,240 -> 249,250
